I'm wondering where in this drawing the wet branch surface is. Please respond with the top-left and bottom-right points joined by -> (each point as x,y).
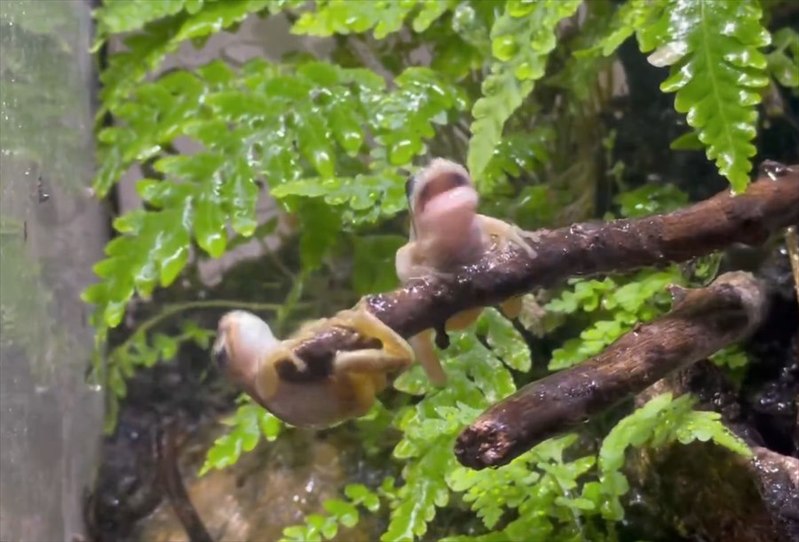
454,271 -> 769,469
292,165 -> 799,371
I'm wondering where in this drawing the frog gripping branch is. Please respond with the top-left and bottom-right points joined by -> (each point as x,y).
216,162 -> 799,431
395,158 -> 534,386
213,301 -> 414,428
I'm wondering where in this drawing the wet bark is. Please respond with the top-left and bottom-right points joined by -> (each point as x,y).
624,360 -> 799,542
454,271 -> 770,469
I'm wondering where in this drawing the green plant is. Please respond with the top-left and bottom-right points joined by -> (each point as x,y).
88,0 -> 789,539
200,396 -> 283,475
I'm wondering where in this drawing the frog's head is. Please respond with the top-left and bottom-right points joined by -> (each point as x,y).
405,158 -> 479,238
213,310 -> 278,392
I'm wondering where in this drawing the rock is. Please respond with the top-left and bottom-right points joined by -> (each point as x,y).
136,428 -> 378,542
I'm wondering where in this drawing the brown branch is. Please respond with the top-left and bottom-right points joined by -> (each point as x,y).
291,164 -> 799,369
156,420 -> 213,542
454,271 -> 770,470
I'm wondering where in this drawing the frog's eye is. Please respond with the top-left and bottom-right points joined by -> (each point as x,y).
213,343 -> 229,370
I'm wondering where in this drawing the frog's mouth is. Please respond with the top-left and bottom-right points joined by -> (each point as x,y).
416,171 -> 479,226
417,171 -> 469,212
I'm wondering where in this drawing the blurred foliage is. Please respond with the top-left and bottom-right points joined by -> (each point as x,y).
199,396 -> 283,475
89,0 -> 792,539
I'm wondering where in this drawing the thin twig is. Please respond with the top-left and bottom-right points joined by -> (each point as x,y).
156,420 -> 213,542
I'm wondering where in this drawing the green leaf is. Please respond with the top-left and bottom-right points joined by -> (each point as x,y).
298,200 -> 341,272
93,0 -> 190,47
479,128 -> 554,190
374,67 -> 467,167
480,308 -> 532,372
710,345 -> 750,369
413,0 -> 453,33
582,0 -> 663,58
639,0 -> 771,193
670,130 -> 704,151
614,183 -> 689,218
468,0 -> 581,180
258,411 -> 283,440
345,483 -> 381,512
194,186 -> 228,258
328,95 -> 365,156
172,0 -> 271,42
767,28 -> 799,87
97,0 -> 271,116
83,204 -> 191,327
200,401 -> 281,475
295,106 -> 336,177
292,0 -> 452,39
382,449 -> 451,541
324,499 -> 359,528
223,157 -> 259,236
597,392 -> 750,520
282,483 -> 382,542
271,170 -> 408,225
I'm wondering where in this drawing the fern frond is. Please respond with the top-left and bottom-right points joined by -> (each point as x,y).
292,0 -> 454,38
639,0 -> 771,193
467,0 -> 581,181
767,27 -> 799,88
199,399 -> 282,475
588,0 -> 665,57
596,392 -> 751,521
88,60 -> 464,329
92,0 -> 190,46
95,0 -> 277,114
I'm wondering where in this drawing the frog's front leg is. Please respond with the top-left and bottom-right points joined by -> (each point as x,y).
255,343 -> 304,400
477,214 -> 537,259
395,242 -> 456,284
329,304 -> 417,414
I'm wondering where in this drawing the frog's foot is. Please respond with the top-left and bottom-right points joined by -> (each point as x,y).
446,308 -> 482,331
499,296 -> 523,320
334,302 -> 415,366
405,265 -> 457,283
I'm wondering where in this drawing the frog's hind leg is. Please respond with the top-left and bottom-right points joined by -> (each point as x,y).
340,372 -> 378,417
334,303 -> 415,362
409,331 -> 447,386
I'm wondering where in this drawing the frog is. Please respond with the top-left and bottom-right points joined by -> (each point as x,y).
395,158 -> 535,385
213,301 -> 414,427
